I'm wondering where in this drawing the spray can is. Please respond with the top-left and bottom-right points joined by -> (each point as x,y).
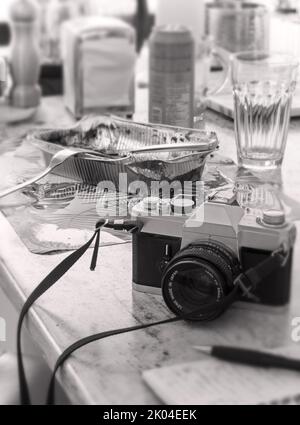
149,25 -> 195,128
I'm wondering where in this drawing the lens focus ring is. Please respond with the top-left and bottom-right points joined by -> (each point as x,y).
161,240 -> 240,321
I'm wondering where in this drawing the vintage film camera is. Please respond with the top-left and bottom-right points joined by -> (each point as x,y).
131,194 -> 296,321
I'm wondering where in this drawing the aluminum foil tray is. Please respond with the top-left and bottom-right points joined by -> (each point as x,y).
29,116 -> 219,188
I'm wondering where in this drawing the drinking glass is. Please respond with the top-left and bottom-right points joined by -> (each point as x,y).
231,51 -> 298,170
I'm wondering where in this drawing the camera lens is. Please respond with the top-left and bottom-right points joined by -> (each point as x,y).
161,241 -> 240,321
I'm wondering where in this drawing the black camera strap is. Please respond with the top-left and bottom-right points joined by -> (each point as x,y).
234,250 -> 287,301
17,220 -> 107,405
46,281 -> 244,405
17,221 -> 287,405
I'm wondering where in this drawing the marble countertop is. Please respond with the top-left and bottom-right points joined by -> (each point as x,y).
0,96 -> 300,404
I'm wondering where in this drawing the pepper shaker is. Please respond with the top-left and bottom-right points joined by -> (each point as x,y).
10,0 -> 41,108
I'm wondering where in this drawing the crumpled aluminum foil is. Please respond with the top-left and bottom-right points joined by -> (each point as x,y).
29,116 -> 219,187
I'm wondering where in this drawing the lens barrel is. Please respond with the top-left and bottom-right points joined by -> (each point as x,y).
161,240 -> 241,321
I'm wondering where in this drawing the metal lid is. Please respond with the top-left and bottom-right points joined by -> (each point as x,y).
262,209 -> 286,226
171,197 -> 195,215
171,198 -> 194,208
150,25 -> 194,44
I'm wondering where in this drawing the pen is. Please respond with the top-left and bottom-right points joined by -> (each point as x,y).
193,346 -> 300,372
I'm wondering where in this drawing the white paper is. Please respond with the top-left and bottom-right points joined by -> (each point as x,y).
143,346 -> 300,405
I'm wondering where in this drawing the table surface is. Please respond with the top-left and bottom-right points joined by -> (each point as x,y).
1,93 -> 300,405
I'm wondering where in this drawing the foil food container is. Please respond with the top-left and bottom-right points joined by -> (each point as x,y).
29,116 -> 219,188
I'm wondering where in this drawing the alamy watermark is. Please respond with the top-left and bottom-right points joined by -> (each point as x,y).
291,317 -> 300,343
39,174 -> 207,223
95,174 -> 205,222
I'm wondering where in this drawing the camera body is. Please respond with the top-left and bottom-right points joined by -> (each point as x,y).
132,199 -> 296,309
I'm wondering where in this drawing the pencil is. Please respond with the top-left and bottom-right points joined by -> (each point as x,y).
193,346 -> 300,372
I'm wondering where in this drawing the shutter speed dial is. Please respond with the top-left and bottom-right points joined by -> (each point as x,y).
263,209 -> 286,226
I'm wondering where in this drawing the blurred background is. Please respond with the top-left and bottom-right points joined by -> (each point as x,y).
1,1 -> 300,95
1,0 -> 300,406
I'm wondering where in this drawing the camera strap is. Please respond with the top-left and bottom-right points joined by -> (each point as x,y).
46,284 -> 242,405
17,220 -> 107,405
17,221 -> 287,405
234,249 -> 288,301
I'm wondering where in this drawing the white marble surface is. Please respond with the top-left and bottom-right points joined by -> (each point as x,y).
0,96 -> 300,404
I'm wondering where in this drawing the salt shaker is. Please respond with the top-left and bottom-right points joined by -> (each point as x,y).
10,0 -> 41,108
